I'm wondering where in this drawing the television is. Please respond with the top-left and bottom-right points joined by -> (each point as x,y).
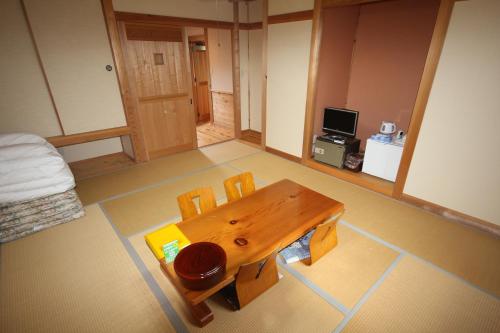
323,107 -> 359,138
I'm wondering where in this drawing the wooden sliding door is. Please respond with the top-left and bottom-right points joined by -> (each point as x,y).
121,23 -> 196,159
189,38 -> 212,124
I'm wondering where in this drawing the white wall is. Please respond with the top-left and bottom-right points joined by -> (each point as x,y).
207,28 -> 234,93
24,0 -> 127,135
266,20 -> 312,157
0,0 -> 126,164
59,138 -> 123,163
405,0 -> 500,225
249,29 -> 263,132
240,29 -> 250,131
0,0 -> 61,137
239,1 -> 263,132
269,0 -> 314,15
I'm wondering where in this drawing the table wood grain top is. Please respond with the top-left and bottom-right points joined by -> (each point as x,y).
160,179 -> 344,305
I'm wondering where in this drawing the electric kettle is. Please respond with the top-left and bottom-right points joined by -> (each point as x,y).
380,121 -> 396,135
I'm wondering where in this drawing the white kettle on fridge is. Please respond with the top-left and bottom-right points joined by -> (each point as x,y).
380,121 -> 396,135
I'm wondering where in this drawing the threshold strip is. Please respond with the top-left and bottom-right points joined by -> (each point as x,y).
99,203 -> 189,333
332,254 -> 405,333
97,149 -> 263,204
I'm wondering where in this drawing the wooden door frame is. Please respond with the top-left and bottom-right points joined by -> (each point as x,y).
101,0 -> 149,162
115,19 -> 198,156
188,36 -> 212,125
301,0 -> 456,198
104,3 -> 243,150
203,28 -> 215,124
232,1 -> 242,139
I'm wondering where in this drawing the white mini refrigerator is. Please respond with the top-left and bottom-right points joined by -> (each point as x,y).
362,139 -> 403,182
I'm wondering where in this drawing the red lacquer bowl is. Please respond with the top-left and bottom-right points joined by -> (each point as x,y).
173,242 -> 227,290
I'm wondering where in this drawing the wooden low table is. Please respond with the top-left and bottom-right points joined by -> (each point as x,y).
159,179 -> 344,326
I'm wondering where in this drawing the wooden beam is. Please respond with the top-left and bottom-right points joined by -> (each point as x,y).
101,0 -> 149,162
322,0 -> 385,8
268,10 -> 313,24
47,126 -> 131,147
240,21 -> 263,30
393,0 -> 455,197
115,11 -> 314,32
302,0 -> 323,161
265,146 -> 302,163
115,11 -> 234,30
232,2 -> 242,139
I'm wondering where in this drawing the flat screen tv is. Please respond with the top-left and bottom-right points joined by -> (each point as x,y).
323,107 -> 359,138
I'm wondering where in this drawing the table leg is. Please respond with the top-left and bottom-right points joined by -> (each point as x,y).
189,301 -> 214,327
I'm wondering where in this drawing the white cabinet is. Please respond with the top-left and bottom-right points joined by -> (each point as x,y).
362,139 -> 403,182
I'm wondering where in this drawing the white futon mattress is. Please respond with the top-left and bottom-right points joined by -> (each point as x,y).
0,133 -> 75,203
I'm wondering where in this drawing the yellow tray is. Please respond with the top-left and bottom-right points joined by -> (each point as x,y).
145,224 -> 191,260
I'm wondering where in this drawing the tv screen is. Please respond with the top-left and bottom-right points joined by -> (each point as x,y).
323,108 -> 358,137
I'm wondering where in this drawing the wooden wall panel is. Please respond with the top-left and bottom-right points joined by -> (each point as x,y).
211,92 -> 234,129
139,99 -> 193,154
125,23 -> 183,42
126,40 -> 189,98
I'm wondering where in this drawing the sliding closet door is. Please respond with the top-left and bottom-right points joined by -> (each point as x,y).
121,23 -> 196,159
22,0 -> 126,135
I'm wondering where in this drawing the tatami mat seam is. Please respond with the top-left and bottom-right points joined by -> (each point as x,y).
90,148 -> 498,332
277,259 -> 349,315
128,196 -> 228,238
340,220 -> 500,302
332,253 -> 405,333
96,150 -> 264,204
98,203 -> 188,333
227,162 -> 500,316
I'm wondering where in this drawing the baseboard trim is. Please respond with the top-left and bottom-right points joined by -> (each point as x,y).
241,129 -> 260,135
265,146 -> 302,163
401,193 -> 500,237
148,143 -> 194,159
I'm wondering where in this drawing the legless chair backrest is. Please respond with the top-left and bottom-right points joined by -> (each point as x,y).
235,248 -> 280,309
177,187 -> 217,221
224,172 -> 256,202
309,211 -> 344,265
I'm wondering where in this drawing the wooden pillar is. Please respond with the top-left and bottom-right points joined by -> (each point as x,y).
101,0 -> 148,162
261,0 -> 268,148
232,1 -> 242,138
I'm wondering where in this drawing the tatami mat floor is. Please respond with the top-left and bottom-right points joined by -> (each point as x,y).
1,140 -> 499,332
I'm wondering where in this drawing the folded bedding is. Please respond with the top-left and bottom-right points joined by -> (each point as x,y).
0,134 -> 75,203
0,133 -> 84,242
0,189 -> 84,243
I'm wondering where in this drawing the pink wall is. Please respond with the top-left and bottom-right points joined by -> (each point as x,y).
346,0 -> 439,149
313,6 -> 360,136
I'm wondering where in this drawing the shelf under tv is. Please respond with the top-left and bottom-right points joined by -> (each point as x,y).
304,157 -> 394,197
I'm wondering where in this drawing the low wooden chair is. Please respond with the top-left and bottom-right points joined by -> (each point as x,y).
177,187 -> 217,220
223,172 -> 256,202
221,248 -> 280,310
308,211 -> 343,265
